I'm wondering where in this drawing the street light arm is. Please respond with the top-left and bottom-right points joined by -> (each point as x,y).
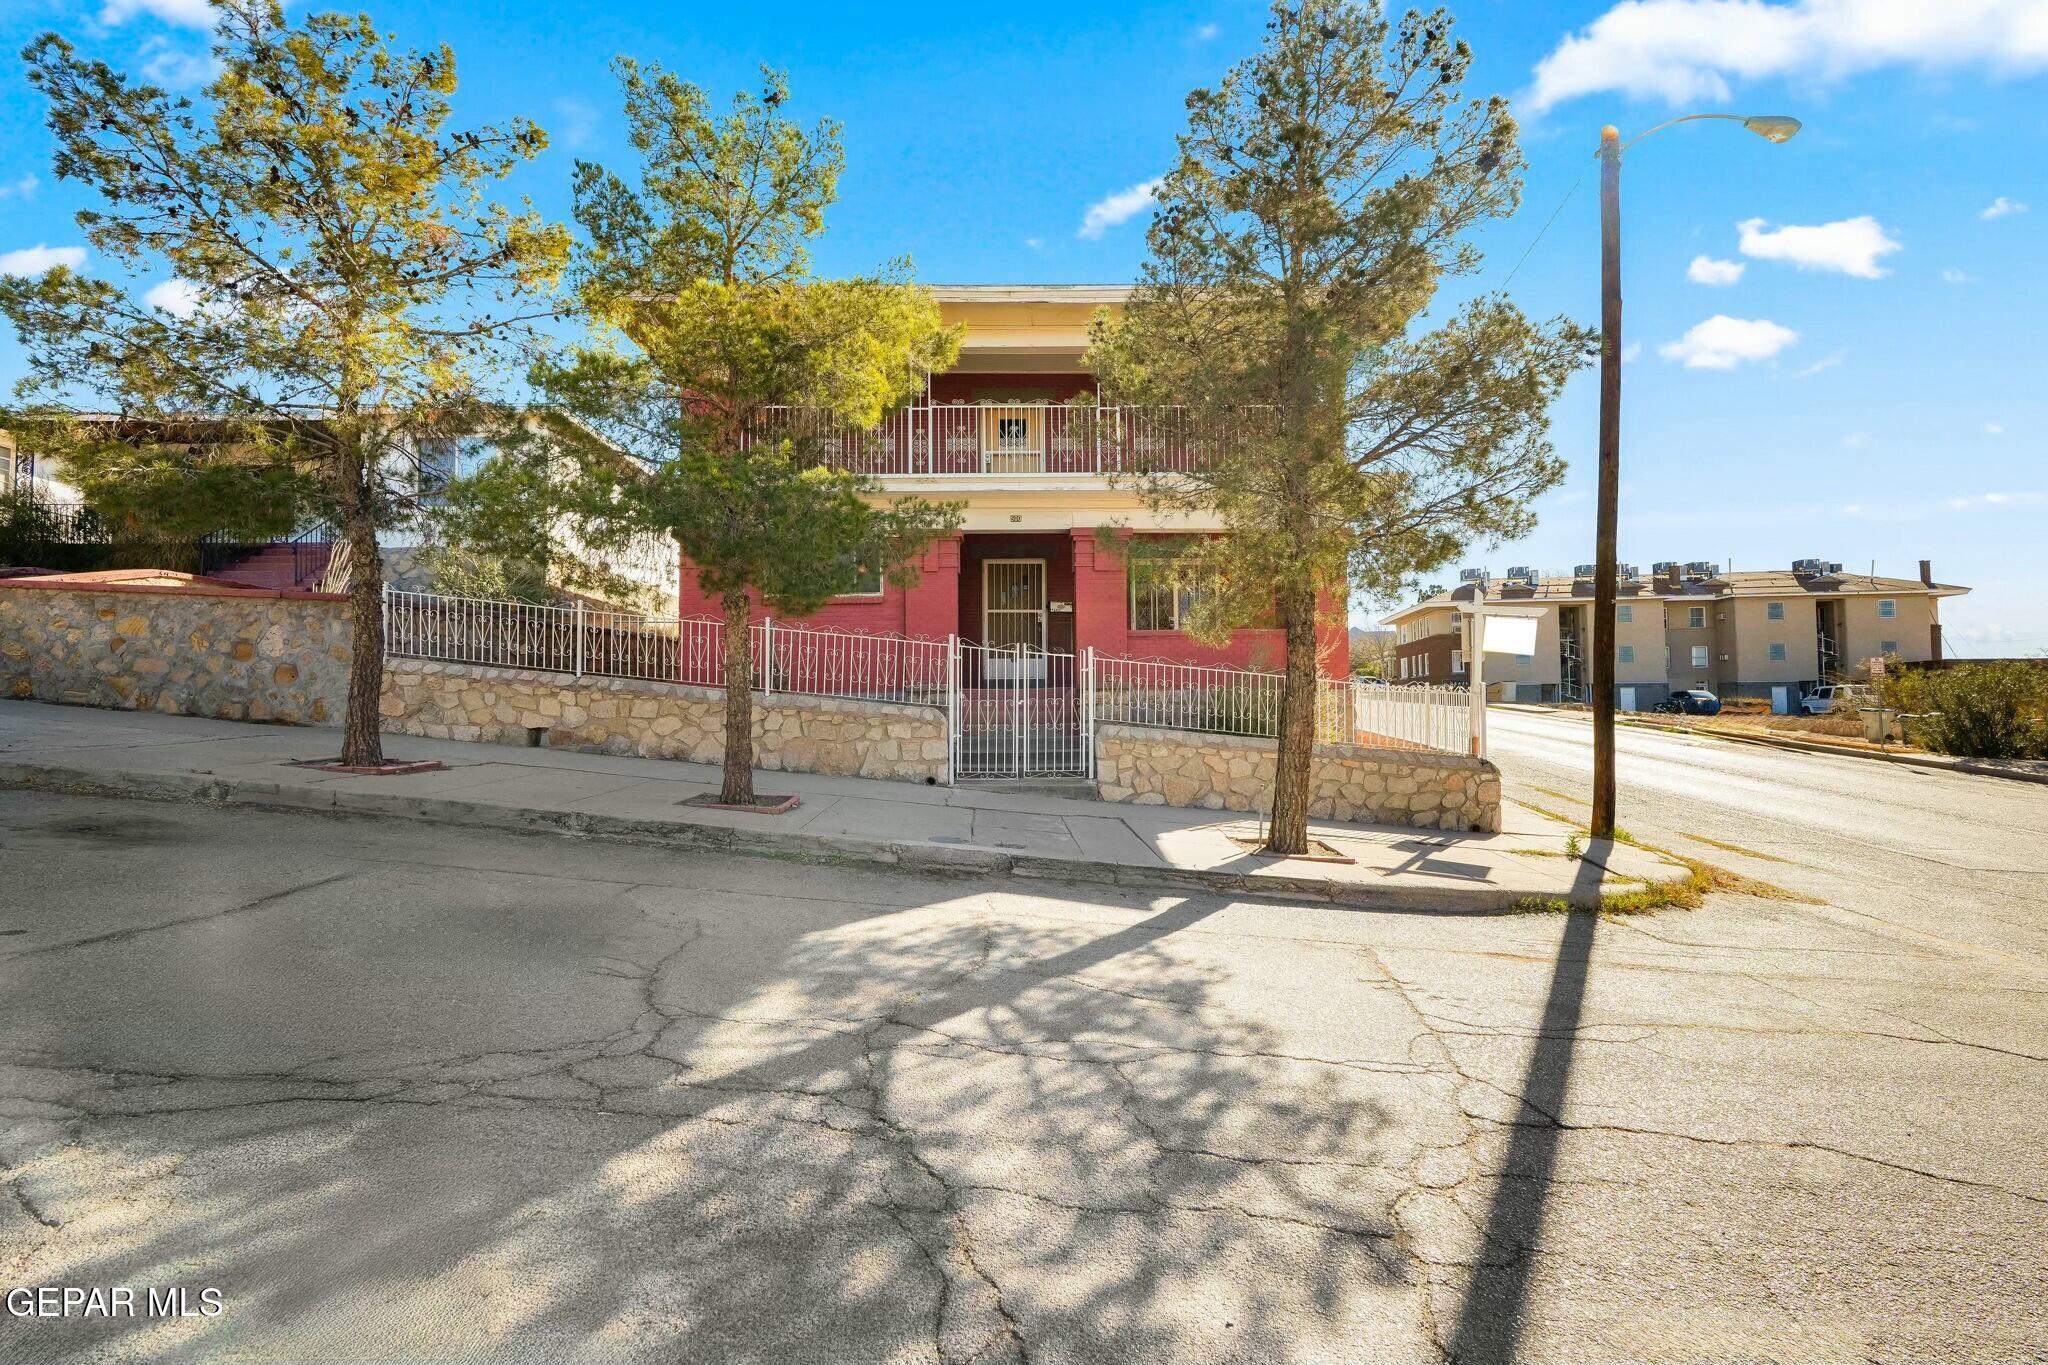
1617,112 -> 1744,154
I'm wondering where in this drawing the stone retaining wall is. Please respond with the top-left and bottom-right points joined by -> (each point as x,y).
381,659 -> 948,783
1095,723 -> 1500,832
0,579 -> 350,725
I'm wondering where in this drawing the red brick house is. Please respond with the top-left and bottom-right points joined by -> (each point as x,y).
673,286 -> 1350,676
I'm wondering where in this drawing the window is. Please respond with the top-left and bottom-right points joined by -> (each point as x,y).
1129,550 -> 1197,631
1450,648 -> 1464,674
1664,644 -> 1671,670
1878,598 -> 1897,619
1687,606 -> 1706,628
836,554 -> 883,597
1514,653 -> 1532,665
1768,642 -> 1786,662
994,416 -> 1030,451
415,435 -> 490,500
1691,645 -> 1709,668
1881,640 -> 1898,655
1419,655 -> 1430,678
1400,656 -> 1411,680
1618,644 -> 1635,664
1767,601 -> 1785,621
1617,604 -> 1632,623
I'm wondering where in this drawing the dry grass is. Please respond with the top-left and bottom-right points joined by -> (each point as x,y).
1676,831 -> 1795,864
1504,797 -> 1817,915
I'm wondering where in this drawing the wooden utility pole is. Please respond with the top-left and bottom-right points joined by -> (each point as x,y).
1592,125 -> 1622,839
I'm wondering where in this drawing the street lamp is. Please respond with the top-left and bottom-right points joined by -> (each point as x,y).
1589,112 -> 1799,840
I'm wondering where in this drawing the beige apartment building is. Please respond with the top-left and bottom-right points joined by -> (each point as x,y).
1384,559 -> 1967,708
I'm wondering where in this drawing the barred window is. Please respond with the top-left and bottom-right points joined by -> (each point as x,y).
1129,552 -> 1197,631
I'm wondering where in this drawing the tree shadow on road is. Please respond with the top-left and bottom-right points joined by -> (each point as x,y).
6,875 -> 1437,1362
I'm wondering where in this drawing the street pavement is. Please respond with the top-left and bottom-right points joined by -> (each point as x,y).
3,742 -> 2046,1362
1486,705 -> 2048,963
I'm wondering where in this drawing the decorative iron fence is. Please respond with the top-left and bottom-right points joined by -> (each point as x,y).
382,588 -> 950,707
1094,653 -> 1471,755
380,588 -> 1476,771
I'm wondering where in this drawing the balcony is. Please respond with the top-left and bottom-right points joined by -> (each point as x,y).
746,402 -> 1255,478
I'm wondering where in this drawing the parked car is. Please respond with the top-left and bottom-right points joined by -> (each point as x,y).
1800,684 -> 1870,716
1658,689 -> 1722,716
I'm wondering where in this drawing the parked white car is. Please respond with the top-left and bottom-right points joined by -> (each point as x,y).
1801,684 -> 1871,715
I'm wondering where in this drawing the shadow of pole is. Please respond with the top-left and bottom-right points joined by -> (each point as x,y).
1446,906 -> 1599,1365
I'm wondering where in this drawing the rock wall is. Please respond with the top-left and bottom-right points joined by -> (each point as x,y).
381,659 -> 948,783
1095,723 -> 1500,832
0,580 -> 350,725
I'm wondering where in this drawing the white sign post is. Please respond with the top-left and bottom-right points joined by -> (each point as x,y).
1455,603 -> 1545,762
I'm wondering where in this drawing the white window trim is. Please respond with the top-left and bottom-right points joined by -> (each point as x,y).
1450,648 -> 1464,674
1616,604 -> 1632,623
1691,645 -> 1710,668
1618,644 -> 1635,664
1878,598 -> 1897,619
1688,606 -> 1707,628
1767,601 -> 1785,621
1768,643 -> 1786,661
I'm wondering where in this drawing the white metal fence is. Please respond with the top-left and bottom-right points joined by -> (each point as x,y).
383,588 -> 949,705
1094,654 -> 1471,754
381,589 -> 1476,773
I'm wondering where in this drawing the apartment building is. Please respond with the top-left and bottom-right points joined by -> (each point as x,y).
1385,558 -> 1967,708
675,286 -> 1351,676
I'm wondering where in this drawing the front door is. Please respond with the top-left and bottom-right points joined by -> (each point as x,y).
983,559 -> 1046,681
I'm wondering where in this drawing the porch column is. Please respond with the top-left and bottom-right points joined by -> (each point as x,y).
1070,528 -> 1127,660
902,534 -> 962,639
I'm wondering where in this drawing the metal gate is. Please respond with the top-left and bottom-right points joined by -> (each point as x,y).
950,640 -> 1094,779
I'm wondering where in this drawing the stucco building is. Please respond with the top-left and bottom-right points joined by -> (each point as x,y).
1385,559 -> 1967,708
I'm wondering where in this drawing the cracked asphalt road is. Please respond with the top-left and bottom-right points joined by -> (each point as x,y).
3,782 -> 2045,1363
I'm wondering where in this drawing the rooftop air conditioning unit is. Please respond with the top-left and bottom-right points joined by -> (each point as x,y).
1572,563 -> 1598,577
1684,560 -> 1719,578
1459,567 -> 1489,582
1651,560 -> 1678,574
1617,563 -> 1640,579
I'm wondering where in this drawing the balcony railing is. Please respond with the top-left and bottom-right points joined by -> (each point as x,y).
745,402 -> 1261,477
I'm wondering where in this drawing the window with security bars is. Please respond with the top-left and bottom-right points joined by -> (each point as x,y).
1129,553 -> 1198,631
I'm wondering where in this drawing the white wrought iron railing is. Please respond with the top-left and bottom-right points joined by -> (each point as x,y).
381,588 -> 1474,761
382,588 -> 950,706
1093,653 -> 1471,755
743,402 -> 1270,478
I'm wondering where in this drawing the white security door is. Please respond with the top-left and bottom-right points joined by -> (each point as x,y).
984,560 -> 1047,680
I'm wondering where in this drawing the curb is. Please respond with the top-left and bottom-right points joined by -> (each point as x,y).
0,759 -> 1643,914
1531,708 -> 2048,787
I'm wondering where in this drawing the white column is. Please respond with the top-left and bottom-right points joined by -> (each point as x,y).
1467,611 -> 1487,760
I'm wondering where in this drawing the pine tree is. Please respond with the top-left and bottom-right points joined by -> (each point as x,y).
1089,0 -> 1588,852
439,60 -> 962,805
0,0 -> 570,765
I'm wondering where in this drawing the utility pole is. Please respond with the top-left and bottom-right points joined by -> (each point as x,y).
1592,125 -> 1622,839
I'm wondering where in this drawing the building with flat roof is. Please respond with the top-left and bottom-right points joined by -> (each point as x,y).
1383,559 -> 1968,708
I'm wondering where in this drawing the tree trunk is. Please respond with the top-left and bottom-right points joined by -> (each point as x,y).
719,588 -> 756,805
337,498 -> 386,767
1264,581 -> 1319,856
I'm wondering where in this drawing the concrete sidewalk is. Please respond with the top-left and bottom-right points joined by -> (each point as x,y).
0,699 -> 1686,910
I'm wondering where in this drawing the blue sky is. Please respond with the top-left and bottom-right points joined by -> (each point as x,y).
2,0 -> 2044,653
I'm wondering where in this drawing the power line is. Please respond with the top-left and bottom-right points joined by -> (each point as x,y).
1499,168 -> 1588,291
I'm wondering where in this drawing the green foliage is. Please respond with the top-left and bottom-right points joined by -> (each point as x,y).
1085,0 -> 1589,849
1090,0 -> 1589,626
1881,662 -> 2048,759
444,59 -> 963,620
412,538 -> 552,605
0,0 -> 570,762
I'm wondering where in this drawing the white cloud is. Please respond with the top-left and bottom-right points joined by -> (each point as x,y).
0,244 -> 87,276
1984,422 -> 2005,436
139,37 -> 219,88
1736,215 -> 1900,278
1658,314 -> 1798,369
1620,341 -> 1642,363
1791,352 -> 1842,378
1193,22 -> 1220,40
1940,266 -> 1972,284
550,97 -> 597,151
0,174 -> 37,202
1527,0 -> 2048,113
99,0 -> 215,25
1023,236 -> 1045,251
1946,490 -> 2043,511
1981,195 -> 2027,219
1078,178 -> 1160,240
143,278 -> 205,318
1686,254 -> 1744,285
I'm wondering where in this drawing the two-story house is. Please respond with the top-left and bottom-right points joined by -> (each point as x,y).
1385,559 -> 1967,708
673,286 -> 1351,676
